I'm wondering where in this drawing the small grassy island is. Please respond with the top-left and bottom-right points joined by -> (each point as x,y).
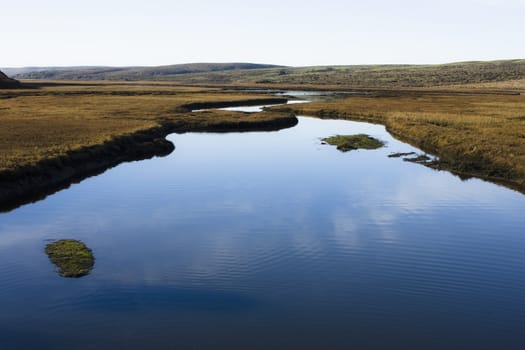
45,239 -> 95,278
323,134 -> 384,152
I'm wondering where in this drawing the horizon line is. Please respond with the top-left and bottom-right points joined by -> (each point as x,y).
2,58 -> 525,70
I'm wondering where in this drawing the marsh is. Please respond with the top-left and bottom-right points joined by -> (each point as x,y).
1,116 -> 524,349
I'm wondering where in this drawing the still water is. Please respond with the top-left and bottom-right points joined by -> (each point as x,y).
1,116 -> 525,349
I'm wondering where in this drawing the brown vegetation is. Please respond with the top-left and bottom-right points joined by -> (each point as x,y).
1,74 -> 525,209
0,83 -> 291,172
0,82 -> 295,210
285,91 -> 525,191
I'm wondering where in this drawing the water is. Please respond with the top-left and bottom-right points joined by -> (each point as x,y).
1,116 -> 525,349
219,100 -> 308,112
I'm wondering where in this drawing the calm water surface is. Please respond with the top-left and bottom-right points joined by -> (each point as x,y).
1,116 -> 525,349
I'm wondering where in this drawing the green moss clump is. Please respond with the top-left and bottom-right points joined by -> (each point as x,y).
322,134 -> 384,152
45,239 -> 95,278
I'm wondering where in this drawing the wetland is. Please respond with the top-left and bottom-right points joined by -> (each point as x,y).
1,111 -> 525,349
1,82 -> 525,349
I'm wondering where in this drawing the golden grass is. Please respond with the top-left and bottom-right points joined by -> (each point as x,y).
2,81 -> 525,194
0,83 -> 289,172
438,79 -> 525,91
289,92 -> 525,187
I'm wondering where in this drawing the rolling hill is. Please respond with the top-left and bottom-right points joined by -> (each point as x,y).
12,63 -> 285,81
1,66 -> 103,77
139,59 -> 525,88
10,60 -> 525,88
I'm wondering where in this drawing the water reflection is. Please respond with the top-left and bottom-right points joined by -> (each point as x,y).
1,117 -> 525,349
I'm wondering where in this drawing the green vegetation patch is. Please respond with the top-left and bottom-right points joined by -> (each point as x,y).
323,134 -> 384,152
45,239 -> 95,278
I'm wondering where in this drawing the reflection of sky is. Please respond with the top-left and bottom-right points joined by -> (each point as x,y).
214,100 -> 308,112
1,117 -> 525,348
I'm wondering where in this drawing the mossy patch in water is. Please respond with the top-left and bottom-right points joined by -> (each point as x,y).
322,134 -> 384,152
388,152 -> 416,158
45,239 -> 94,278
403,154 -> 432,164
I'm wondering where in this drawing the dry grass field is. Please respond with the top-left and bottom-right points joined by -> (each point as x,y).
1,78 -> 525,205
0,83 -> 290,172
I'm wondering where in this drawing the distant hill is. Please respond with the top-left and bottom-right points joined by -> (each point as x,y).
0,70 -> 20,88
13,63 -> 285,81
1,66 -> 103,77
10,60 -> 525,88
144,59 -> 525,88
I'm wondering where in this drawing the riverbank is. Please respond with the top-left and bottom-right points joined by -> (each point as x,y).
2,81 -> 525,211
0,111 -> 297,212
0,83 -> 296,211
0,125 -> 173,211
280,90 -> 525,193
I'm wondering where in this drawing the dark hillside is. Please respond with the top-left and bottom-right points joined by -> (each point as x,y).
0,70 -> 20,88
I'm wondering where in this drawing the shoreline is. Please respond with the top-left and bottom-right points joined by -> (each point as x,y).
2,106 -> 524,212
177,97 -> 288,112
0,112 -> 298,212
291,110 -> 525,195
0,125 -> 174,212
2,83 -> 524,211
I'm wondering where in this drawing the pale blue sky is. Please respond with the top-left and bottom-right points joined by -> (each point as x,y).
2,0 -> 524,67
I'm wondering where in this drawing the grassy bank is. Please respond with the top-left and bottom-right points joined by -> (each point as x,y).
0,83 -> 291,172
284,91 -> 525,192
0,82 -> 296,210
1,80 -> 525,209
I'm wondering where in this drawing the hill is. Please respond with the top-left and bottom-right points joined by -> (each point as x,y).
13,63 -> 285,81
146,59 -> 525,88
1,66 -> 103,77
13,60 -> 525,88
0,70 -> 20,88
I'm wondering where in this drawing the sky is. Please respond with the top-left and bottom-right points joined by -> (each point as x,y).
2,0 -> 525,67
